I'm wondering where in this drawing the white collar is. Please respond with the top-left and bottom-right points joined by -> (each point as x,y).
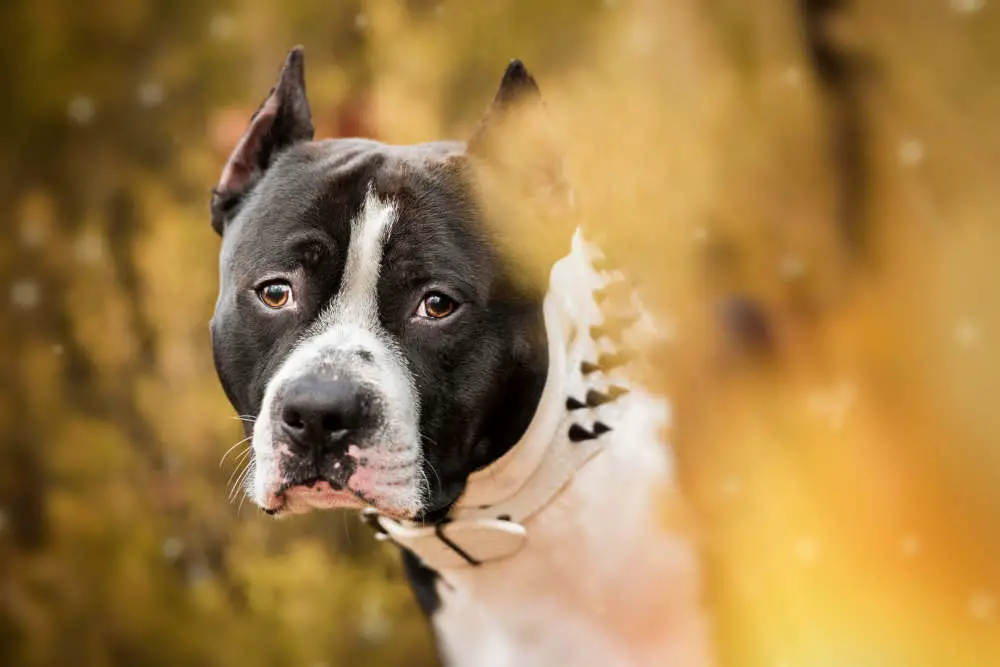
365,228 -> 635,570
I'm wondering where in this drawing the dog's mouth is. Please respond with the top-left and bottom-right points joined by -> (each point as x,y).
254,442 -> 426,520
263,476 -> 368,517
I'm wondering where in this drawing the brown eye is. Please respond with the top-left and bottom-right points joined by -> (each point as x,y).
258,282 -> 292,309
417,292 -> 457,319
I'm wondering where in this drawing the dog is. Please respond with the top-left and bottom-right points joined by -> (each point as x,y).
209,47 -> 711,667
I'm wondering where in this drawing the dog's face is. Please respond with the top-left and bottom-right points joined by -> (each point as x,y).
210,50 -> 564,520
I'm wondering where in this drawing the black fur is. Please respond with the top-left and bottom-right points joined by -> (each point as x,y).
401,549 -> 443,615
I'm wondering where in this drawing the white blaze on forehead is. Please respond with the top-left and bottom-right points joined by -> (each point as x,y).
329,188 -> 397,329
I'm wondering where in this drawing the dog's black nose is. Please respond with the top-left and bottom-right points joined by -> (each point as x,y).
279,376 -> 370,453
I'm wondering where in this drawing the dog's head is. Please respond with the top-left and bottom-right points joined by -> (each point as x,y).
210,49 -> 569,520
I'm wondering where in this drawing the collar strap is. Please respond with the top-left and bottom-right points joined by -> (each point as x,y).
366,229 -> 637,570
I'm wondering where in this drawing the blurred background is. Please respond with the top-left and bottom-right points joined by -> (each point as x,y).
1,0 -> 999,665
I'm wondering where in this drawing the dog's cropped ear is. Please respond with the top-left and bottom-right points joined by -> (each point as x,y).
467,60 -> 574,293
467,60 -> 572,208
211,47 -> 314,235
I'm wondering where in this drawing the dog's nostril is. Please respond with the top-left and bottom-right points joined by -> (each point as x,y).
321,414 -> 341,433
282,408 -> 304,430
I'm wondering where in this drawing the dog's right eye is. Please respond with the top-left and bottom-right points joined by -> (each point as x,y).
416,292 -> 458,320
258,281 -> 293,309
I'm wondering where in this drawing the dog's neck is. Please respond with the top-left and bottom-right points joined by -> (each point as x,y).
369,227 -> 644,569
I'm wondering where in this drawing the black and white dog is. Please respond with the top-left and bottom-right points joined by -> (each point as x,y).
210,48 -> 711,666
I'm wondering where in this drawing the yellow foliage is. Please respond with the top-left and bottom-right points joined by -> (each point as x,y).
1,1 -> 998,666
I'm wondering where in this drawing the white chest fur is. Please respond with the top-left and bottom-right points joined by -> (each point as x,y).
430,388 -> 711,667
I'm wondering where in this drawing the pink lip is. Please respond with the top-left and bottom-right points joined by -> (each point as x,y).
274,480 -> 366,514
259,453 -> 413,519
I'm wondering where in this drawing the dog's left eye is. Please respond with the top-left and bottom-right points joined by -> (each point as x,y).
258,281 -> 293,309
416,292 -> 458,319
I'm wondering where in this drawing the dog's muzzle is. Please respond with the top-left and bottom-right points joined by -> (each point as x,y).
248,327 -> 424,518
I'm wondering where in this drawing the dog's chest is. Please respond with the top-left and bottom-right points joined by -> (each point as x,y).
428,391 -> 711,667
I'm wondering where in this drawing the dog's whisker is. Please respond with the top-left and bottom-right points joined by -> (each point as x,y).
236,462 -> 254,514
219,435 -> 253,467
409,461 -> 430,500
228,475 -> 245,504
226,456 -> 249,491
226,469 -> 243,497
235,460 -> 254,494
419,434 -> 444,499
227,450 -> 253,482
231,475 -> 250,506
426,458 -> 442,493
228,457 -> 254,503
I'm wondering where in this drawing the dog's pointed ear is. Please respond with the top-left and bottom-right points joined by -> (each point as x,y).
468,60 -> 542,154
211,47 -> 314,235
467,61 -> 574,293
467,60 -> 572,206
